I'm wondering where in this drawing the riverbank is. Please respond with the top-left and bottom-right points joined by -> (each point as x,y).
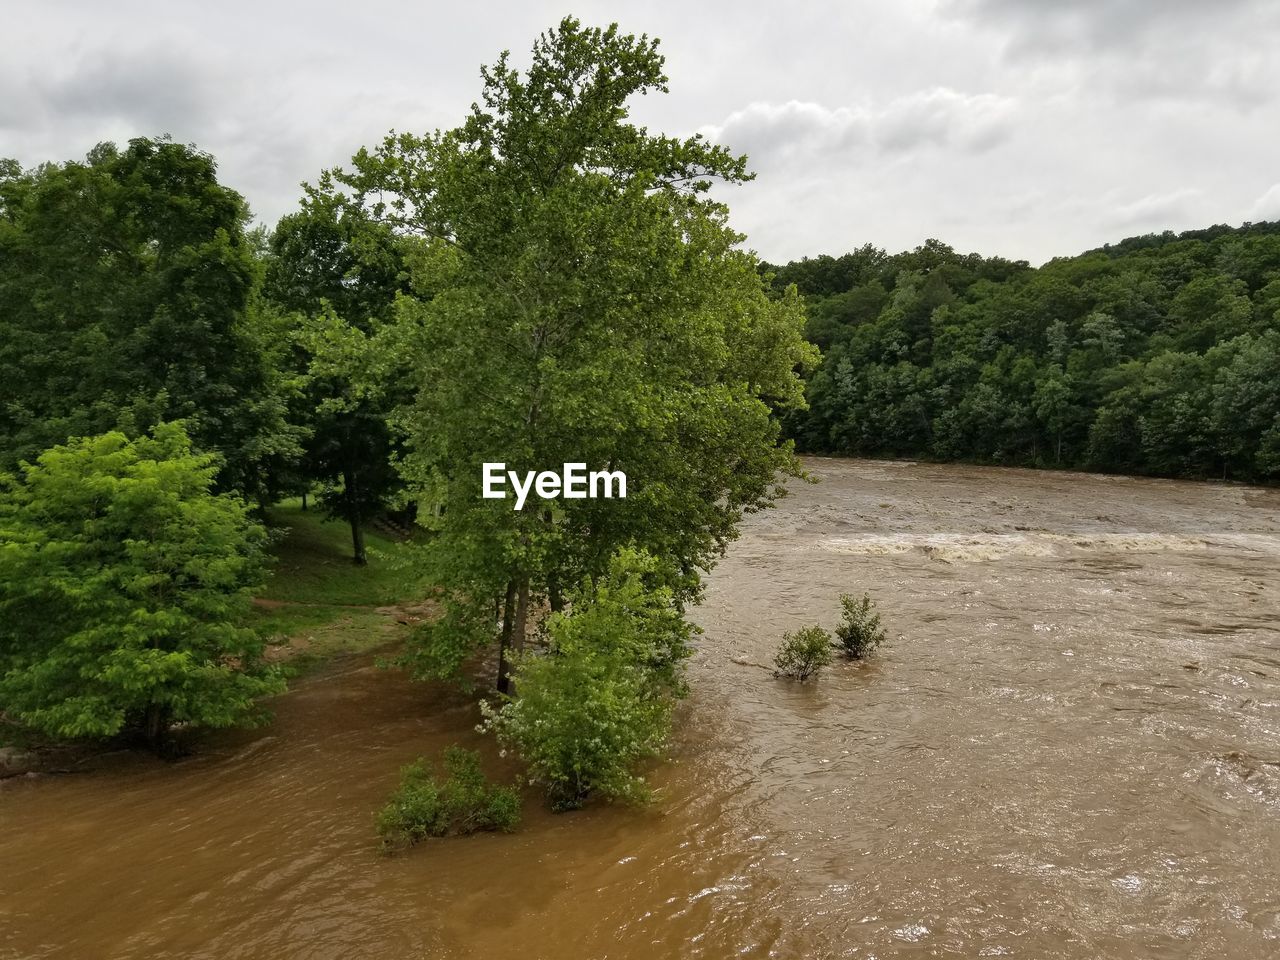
250,501 -> 429,671
0,504 -> 426,775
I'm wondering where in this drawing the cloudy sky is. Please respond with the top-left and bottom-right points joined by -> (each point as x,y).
5,0 -> 1280,265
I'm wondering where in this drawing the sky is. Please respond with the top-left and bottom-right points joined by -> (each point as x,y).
4,0 -> 1280,265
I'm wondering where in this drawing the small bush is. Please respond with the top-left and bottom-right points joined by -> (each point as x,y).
375,746 -> 520,851
482,549 -> 692,811
483,645 -> 670,810
773,625 -> 834,681
834,592 -> 886,660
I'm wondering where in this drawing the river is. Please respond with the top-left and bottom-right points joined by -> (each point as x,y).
3,458 -> 1279,959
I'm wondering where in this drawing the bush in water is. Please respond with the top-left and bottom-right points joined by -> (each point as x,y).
773,626 -> 834,681
482,549 -> 694,811
834,592 -> 887,660
376,746 -> 520,851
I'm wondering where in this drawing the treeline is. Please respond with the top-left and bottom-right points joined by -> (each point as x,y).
772,224 -> 1280,481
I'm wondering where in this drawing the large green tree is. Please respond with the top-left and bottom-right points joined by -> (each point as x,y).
314,18 -> 815,687
261,196 -> 410,564
0,137 -> 298,499
0,424 -> 284,748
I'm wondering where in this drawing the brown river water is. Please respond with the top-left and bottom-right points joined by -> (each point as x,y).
3,458 -> 1280,959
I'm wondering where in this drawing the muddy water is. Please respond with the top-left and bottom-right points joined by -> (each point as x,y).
3,458 -> 1280,959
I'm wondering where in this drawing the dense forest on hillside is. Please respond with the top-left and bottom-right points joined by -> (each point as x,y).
770,223 -> 1280,482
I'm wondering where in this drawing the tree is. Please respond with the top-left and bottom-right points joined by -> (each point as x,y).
294,308 -> 404,564
833,592 -> 887,660
772,626 -> 834,681
262,190 -> 412,563
1032,365 -> 1074,462
316,19 -> 815,687
263,195 -> 406,324
1164,275 -> 1253,353
0,424 -> 284,749
0,137 -> 299,500
1206,332 -> 1280,479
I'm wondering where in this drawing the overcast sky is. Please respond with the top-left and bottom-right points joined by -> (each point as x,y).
4,0 -> 1280,265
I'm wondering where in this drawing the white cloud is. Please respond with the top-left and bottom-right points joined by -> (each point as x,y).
699,101 -> 867,169
943,0 -> 1257,53
942,0 -> 1280,109
700,88 -> 1018,171
1108,189 -> 1204,229
1250,184 -> 1280,223
873,88 -> 1017,152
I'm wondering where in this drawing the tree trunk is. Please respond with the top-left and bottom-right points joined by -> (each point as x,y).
144,703 -> 170,754
349,514 -> 367,566
301,491 -> 308,512
496,579 -> 517,694
543,508 -> 563,612
513,577 -> 530,662
342,467 -> 367,565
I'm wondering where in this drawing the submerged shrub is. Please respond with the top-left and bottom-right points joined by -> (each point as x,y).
773,625 -> 834,681
483,549 -> 694,811
834,592 -> 887,660
484,643 -> 671,810
375,746 -> 520,851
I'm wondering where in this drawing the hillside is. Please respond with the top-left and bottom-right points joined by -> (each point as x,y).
771,221 -> 1280,481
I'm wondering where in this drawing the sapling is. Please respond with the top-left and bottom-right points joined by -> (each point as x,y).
773,626 -> 834,681
834,592 -> 887,660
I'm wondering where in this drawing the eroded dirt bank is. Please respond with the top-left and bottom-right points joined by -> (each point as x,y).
3,459 -> 1278,959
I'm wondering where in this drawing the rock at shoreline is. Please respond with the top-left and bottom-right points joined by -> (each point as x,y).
0,746 -> 37,777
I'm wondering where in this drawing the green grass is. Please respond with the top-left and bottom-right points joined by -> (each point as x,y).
251,502 -> 430,668
260,501 -> 423,606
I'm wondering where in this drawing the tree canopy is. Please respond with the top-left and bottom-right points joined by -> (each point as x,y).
312,18 -> 816,685
775,223 -> 1280,481
0,137 -> 299,499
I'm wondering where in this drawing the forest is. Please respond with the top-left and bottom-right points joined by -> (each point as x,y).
774,224 -> 1280,481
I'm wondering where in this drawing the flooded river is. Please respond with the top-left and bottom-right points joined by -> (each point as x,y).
3,459 -> 1280,958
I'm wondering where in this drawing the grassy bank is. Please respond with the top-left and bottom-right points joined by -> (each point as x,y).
253,502 -> 428,671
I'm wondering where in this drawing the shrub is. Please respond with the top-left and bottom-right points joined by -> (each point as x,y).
0,425 -> 283,749
375,746 -> 520,850
834,592 -> 887,659
482,549 -> 693,810
773,625 -> 834,681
